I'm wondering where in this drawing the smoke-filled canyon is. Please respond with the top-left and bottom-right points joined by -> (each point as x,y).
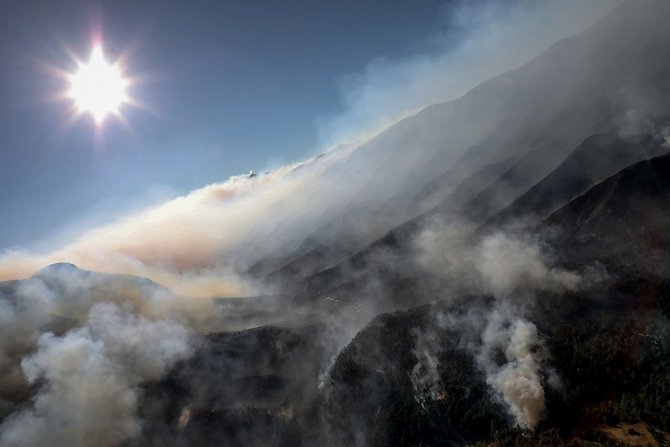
2,1 -> 670,445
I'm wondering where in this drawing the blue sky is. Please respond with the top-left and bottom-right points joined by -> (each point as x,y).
0,0 -> 451,250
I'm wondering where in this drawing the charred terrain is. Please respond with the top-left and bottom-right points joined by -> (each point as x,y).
2,1 -> 670,446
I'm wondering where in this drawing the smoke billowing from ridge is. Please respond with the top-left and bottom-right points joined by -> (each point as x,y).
0,143 -> 377,299
0,159 -> 324,296
0,1 -> 620,301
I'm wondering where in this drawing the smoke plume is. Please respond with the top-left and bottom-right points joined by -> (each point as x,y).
0,303 -> 191,447
477,308 -> 550,427
412,220 -> 584,427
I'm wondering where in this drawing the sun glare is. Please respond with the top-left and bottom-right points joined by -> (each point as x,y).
68,46 -> 128,123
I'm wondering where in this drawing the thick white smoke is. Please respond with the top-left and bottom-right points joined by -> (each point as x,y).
414,221 -> 585,427
477,308 -> 550,428
416,219 -> 582,298
475,233 -> 581,299
0,303 -> 191,447
0,279 -> 57,411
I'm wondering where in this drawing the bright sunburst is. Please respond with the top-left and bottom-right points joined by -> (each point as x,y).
68,46 -> 128,124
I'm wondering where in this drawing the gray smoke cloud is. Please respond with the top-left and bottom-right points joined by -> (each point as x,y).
0,280 -> 58,412
411,220 -> 586,427
416,219 -> 582,299
0,302 -> 191,447
476,232 -> 582,300
409,307 -> 558,428
476,307 -> 553,428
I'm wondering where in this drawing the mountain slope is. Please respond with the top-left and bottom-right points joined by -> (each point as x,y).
258,0 -> 670,285
546,152 -> 670,275
289,130 -> 668,302
487,130 -> 670,229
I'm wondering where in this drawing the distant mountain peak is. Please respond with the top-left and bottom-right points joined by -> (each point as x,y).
34,262 -> 80,276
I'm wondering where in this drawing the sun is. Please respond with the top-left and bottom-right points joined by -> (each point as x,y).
68,46 -> 128,123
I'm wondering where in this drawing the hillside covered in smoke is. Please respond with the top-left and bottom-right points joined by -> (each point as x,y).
2,0 -> 670,445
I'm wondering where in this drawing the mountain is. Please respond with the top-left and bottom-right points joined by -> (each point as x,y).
257,0 -> 670,287
5,2 -> 670,446
32,262 -> 175,320
281,131 -> 668,306
323,303 -> 507,446
163,324 -> 330,447
319,146 -> 670,445
487,130 -> 670,229
546,152 -> 670,276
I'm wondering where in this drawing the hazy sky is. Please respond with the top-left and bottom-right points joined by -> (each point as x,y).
0,0 -> 454,250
